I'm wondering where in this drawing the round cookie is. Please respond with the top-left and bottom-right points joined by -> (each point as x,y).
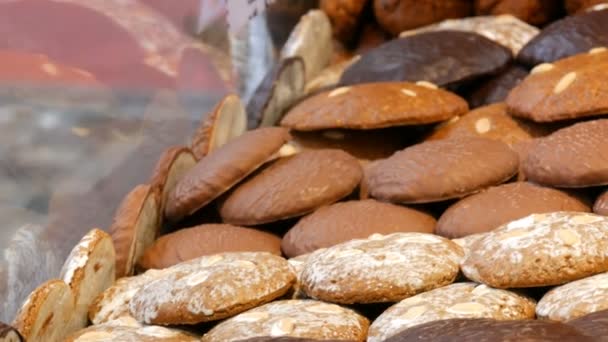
300,232 -> 464,304
368,282 -> 536,342
281,82 -> 468,131
12,280 -> 75,342
219,150 -> 362,226
110,184 -> 161,278
474,0 -> 560,26
595,190 -> 608,215
568,308 -> 608,340
59,229 -> 116,333
282,199 -> 436,257
166,127 -> 292,222
339,31 -> 512,89
566,0 -> 608,13
320,0 -> 368,43
138,224 -> 282,270
508,49 -> 608,122
537,272 -> 608,322
400,14 -> 539,55
365,137 -> 519,204
425,103 -> 546,149
436,182 -> 591,238
129,252 -> 295,325
290,129 -> 406,165
201,300 -> 369,342
517,10 -> 608,67
0,323 -> 22,342
467,65 -> 529,108
373,0 -> 472,35
382,318 -> 592,342
522,119 -> 608,187
65,325 -> 199,342
461,212 -> 608,288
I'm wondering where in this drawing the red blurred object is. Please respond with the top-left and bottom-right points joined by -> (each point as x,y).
0,0 -> 230,92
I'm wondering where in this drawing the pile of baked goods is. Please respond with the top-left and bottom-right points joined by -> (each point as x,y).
4,1 -> 608,341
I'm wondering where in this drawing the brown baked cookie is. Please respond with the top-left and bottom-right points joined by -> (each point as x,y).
281,82 -> 468,130
400,14 -> 539,55
290,129 -> 405,165
320,0 -> 369,44
219,150 -> 362,226
281,10 -> 332,81
436,182 -> 591,238
566,0 -> 608,13
12,280 -> 74,342
247,57 -> 305,129
568,308 -> 608,341
282,199 -> 436,257
89,269 -> 173,325
368,282 -> 536,342
129,252 -> 295,325
522,119 -> 608,187
0,323 -> 22,342
287,253 -> 314,299
301,233 -> 464,304
537,272 -> 608,321
595,190 -> 608,215
508,49 -> 608,122
59,229 -> 116,333
305,55 -> 360,95
339,31 -> 512,89
383,318 -> 591,342
426,103 -> 546,149
365,137 -> 519,204
110,184 -> 160,278
166,127 -> 292,222
466,64 -> 529,108
149,146 -> 197,224
65,325 -> 199,342
373,0 -> 472,35
191,94 -> 247,160
517,10 -> 608,67
474,0 -> 560,26
461,212 -> 608,288
452,233 -> 487,259
202,300 -> 369,342
355,22 -> 391,54
138,224 -> 282,270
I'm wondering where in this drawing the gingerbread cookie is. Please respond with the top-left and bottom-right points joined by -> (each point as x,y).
467,65 -> 529,108
508,49 -> 608,122
566,0 -> 608,13
281,82 -> 468,130
436,182 -> 591,238
60,229 -> 116,333
368,282 -> 536,342
13,280 -> 74,342
383,318 -> 591,342
287,253 -> 313,299
373,0 -> 472,35
202,300 -> 369,342
219,150 -> 362,226
365,137 -> 519,204
400,14 -> 539,55
129,252 -> 295,325
595,190 -> 608,215
461,212 -> 608,288
474,0 -> 560,26
282,199 -> 436,257
537,272 -> 608,321
518,10 -> 608,67
568,308 -> 608,340
522,119 -> 608,187
110,184 -> 160,277
191,94 -> 247,160
0,323 -> 22,342
301,233 -> 464,304
166,127 -> 292,222
138,224 -> 282,270
65,325 -> 199,342
320,0 -> 369,44
339,31 -> 511,89
305,56 -> 361,95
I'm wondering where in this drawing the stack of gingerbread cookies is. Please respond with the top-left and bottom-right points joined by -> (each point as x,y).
5,1 -> 608,341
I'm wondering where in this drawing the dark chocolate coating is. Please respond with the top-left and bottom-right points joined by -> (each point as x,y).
517,9 -> 608,67
339,30 -> 512,90
568,309 -> 608,341
466,64 -> 528,108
